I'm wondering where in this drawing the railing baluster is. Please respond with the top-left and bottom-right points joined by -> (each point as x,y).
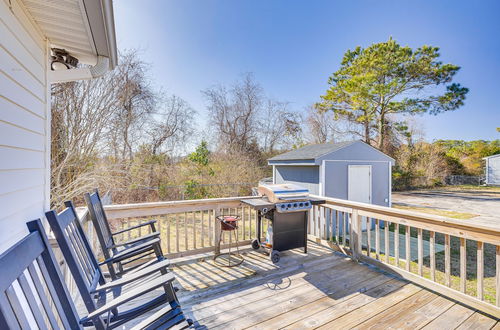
184,212 -> 188,251
477,241 -> 484,300
193,211 -> 197,250
201,210 -> 205,248
330,209 -> 334,241
418,228 -> 423,276
460,237 -> 466,293
158,215 -> 164,252
322,207 -> 326,239
127,219 -> 131,241
311,206 -> 315,236
342,212 -> 347,246
375,219 -> 380,260
335,211 -> 339,244
366,217 -> 371,257
248,207 -> 252,240
242,206 -> 246,240
176,213 -> 179,253
166,214 -> 171,254
405,225 -> 410,272
430,231 -> 435,281
445,234 -> 451,287
314,205 -> 321,237
496,245 -> 500,307
394,223 -> 399,267
351,210 -> 360,257
385,221 -> 389,263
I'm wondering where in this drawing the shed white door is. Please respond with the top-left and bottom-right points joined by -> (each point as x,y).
348,165 -> 371,203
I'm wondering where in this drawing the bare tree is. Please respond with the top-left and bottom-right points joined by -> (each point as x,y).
148,94 -> 195,156
51,75 -> 122,207
109,50 -> 156,160
260,100 -> 301,152
50,50 -> 160,208
305,106 -> 349,143
203,73 -> 262,152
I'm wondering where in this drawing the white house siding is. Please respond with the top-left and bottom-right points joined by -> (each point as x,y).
0,0 -> 50,253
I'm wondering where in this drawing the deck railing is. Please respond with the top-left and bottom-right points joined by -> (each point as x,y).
104,196 -> 262,258
309,194 -> 500,318
58,193 -> 500,318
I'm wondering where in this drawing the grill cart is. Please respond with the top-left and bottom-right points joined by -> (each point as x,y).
241,184 -> 324,263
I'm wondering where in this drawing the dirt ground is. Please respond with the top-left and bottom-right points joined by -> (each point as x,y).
392,187 -> 500,228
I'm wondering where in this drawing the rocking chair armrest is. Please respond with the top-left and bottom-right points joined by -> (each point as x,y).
83,273 -> 175,321
110,231 -> 160,248
99,238 -> 161,266
91,259 -> 170,293
112,220 -> 157,236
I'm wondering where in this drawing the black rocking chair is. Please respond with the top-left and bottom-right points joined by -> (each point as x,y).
45,201 -> 192,329
0,220 -> 83,329
85,189 -> 164,279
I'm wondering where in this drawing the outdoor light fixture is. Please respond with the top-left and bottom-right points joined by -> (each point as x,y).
50,48 -> 79,70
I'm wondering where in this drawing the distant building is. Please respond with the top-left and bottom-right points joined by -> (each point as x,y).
268,141 -> 395,206
484,154 -> 500,185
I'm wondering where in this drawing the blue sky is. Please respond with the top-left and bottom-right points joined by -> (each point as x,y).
114,0 -> 500,142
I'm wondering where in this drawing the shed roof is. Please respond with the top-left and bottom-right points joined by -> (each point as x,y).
268,140 -> 395,165
269,141 -> 358,161
483,153 -> 500,160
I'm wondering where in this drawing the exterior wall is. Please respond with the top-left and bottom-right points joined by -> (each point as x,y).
486,156 -> 500,185
322,160 -> 391,206
0,0 -> 50,253
274,166 -> 320,195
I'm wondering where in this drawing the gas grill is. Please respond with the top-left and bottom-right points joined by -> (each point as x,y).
241,184 -> 325,263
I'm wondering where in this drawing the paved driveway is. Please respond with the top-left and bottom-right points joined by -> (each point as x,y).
392,189 -> 500,228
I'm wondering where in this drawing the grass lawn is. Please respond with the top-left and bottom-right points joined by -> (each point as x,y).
393,204 -> 479,220
432,185 -> 500,193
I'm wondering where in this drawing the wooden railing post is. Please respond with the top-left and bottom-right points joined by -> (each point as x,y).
351,209 -> 362,260
214,205 -> 221,256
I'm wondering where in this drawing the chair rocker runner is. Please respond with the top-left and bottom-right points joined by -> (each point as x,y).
85,189 -> 164,279
45,201 -> 192,329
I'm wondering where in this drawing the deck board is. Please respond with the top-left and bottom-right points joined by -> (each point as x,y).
118,240 -> 498,329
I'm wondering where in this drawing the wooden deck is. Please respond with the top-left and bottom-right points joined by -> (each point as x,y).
124,240 -> 499,329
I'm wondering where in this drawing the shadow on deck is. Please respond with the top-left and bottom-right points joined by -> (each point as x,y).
128,241 -> 499,329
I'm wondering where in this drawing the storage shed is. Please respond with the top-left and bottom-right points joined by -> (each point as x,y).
484,154 -> 500,185
268,141 -> 395,206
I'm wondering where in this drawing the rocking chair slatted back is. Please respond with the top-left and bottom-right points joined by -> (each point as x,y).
0,220 -> 81,330
45,201 -> 106,315
85,190 -> 114,252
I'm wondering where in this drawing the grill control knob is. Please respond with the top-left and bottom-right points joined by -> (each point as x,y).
293,203 -> 298,208
299,203 -> 303,207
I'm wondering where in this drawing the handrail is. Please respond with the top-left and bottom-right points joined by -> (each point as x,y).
311,194 -> 500,237
104,196 -> 260,219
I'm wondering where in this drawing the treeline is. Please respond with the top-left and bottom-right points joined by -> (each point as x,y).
51,46 -> 499,207
392,139 -> 500,190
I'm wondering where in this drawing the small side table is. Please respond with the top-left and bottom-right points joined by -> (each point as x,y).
214,215 -> 244,267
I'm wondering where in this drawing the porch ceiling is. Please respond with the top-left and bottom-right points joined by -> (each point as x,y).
21,0 -> 117,68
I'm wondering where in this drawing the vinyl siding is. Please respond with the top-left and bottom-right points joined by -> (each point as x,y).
486,156 -> 500,185
275,166 -> 320,195
0,0 -> 49,253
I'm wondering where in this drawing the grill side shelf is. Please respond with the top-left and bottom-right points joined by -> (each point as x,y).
240,198 -> 275,212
